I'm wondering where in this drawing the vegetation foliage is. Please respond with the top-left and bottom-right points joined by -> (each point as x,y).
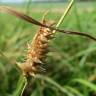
0,1 -> 96,96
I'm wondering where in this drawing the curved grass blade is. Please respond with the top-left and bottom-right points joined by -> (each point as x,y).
67,46 -> 96,61
65,86 -> 84,96
35,74 -> 75,96
72,79 -> 96,91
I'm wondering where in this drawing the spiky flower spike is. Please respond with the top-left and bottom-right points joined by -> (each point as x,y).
17,19 -> 55,76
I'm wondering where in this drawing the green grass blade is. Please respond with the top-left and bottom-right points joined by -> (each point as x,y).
67,46 -> 96,61
35,75 -> 75,96
13,75 -> 27,96
65,86 -> 84,96
72,79 -> 96,91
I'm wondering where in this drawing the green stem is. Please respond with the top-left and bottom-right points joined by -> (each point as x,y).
54,0 -> 74,31
13,75 -> 27,96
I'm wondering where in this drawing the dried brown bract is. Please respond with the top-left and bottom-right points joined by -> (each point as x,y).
17,19 -> 55,76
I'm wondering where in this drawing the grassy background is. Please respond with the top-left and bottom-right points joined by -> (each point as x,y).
0,1 -> 96,96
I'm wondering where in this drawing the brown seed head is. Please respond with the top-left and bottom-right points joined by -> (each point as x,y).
17,19 -> 55,76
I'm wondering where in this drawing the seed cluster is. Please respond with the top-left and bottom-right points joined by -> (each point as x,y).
17,20 -> 54,76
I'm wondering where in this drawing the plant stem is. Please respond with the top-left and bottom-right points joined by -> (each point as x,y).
55,0 -> 74,29
13,75 -> 27,96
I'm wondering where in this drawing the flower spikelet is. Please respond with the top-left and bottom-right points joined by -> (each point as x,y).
17,19 -> 55,76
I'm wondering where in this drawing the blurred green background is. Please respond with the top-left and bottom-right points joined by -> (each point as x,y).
0,0 -> 96,96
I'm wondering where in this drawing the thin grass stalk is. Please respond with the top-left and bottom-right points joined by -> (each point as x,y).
13,75 -> 27,96
55,0 -> 74,28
